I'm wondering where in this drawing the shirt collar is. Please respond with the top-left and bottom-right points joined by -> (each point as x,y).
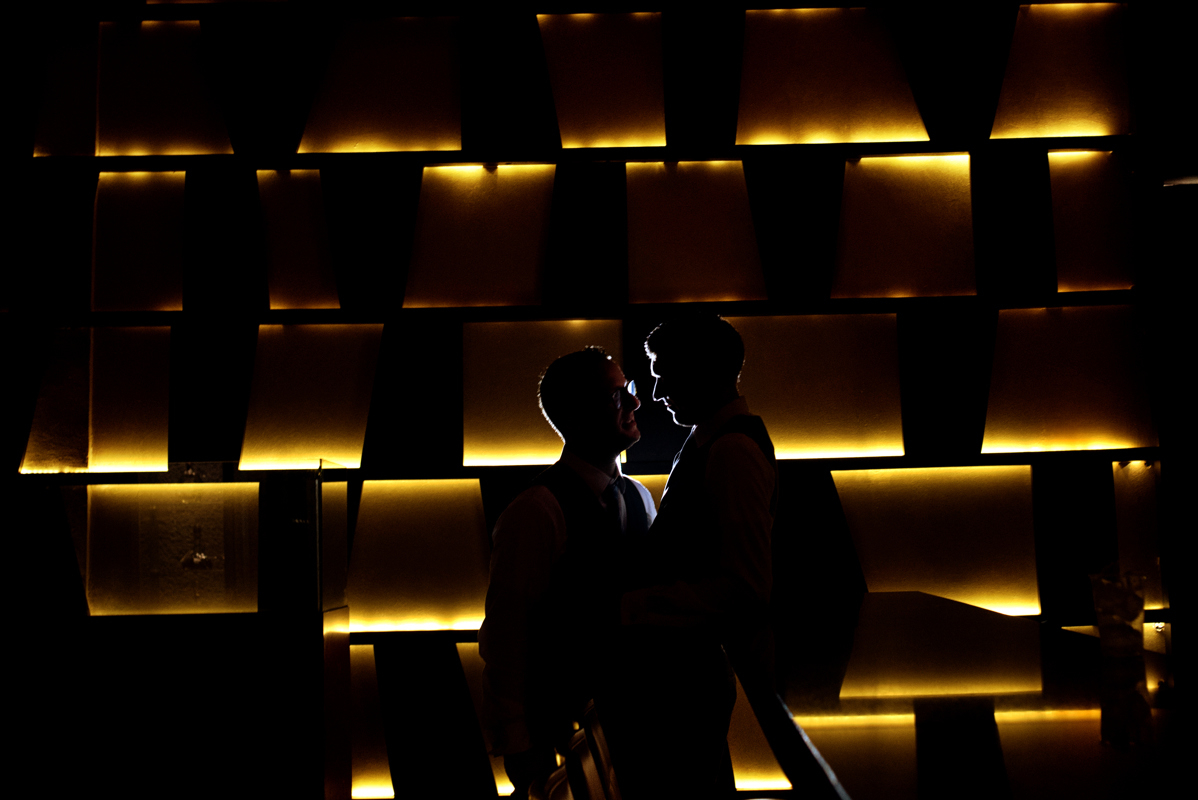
691,396 -> 751,448
560,448 -> 623,499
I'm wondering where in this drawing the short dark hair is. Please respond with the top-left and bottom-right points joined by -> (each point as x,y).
538,346 -> 612,440
644,315 -> 744,386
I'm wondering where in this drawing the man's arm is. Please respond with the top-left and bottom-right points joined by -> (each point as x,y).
478,486 -> 565,755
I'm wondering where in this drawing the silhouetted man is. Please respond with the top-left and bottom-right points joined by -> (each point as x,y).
605,315 -> 778,799
479,347 -> 656,798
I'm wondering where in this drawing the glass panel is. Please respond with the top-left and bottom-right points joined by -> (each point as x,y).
86,483 -> 258,615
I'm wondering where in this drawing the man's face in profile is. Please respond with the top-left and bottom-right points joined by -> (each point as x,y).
649,356 -> 704,427
596,360 -> 641,452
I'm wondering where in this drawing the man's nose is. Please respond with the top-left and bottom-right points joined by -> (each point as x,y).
652,377 -> 664,401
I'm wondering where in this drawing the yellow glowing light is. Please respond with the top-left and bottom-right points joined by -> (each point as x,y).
859,153 -> 969,164
735,776 -> 793,791
795,714 -> 915,729
776,446 -> 906,460
842,678 -> 1042,699
990,3 -> 1127,139
493,767 -> 515,796
981,440 -> 1139,454
349,618 -> 484,634
993,709 -> 1100,723
351,785 -> 395,799
1063,625 -> 1100,638
832,466 -> 1039,616
237,460 -> 350,471
1048,149 -> 1111,159
19,466 -> 91,475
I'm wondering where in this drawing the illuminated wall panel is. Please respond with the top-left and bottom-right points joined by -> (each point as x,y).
840,592 -> 1042,698
239,324 -> 383,470
725,315 -> 904,459
20,329 -> 90,473
1112,461 -> 1167,610
794,716 -> 917,800
404,165 -> 556,308
633,474 -> 669,510
981,306 -> 1156,453
626,161 -> 766,304
728,676 -> 789,791
833,155 -> 975,298
347,479 -> 489,632
350,645 -> 396,800
463,319 -> 622,466
990,4 -> 1129,139
90,327 -> 171,472
257,170 -> 339,309
996,712 -> 1117,800
537,13 -> 666,148
97,21 -> 233,156
93,172 -> 186,311
831,466 -> 1039,616
736,8 -> 928,145
86,483 -> 258,615
457,643 -> 514,795
298,18 -> 460,153
1048,151 -> 1134,292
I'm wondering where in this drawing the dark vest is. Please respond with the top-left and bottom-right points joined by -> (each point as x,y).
523,463 -> 636,743
642,414 -> 778,629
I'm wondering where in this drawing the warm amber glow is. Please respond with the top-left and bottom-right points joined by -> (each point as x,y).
538,13 -> 667,148
89,327 -> 171,473
990,4 -> 1128,139
456,643 -> 515,795
97,22 -> 233,156
795,714 -> 916,729
348,480 -> 490,632
463,320 -> 623,466
994,709 -> 1100,724
633,474 -> 669,510
834,154 -> 975,299
1048,150 -> 1134,292
728,675 -> 790,792
239,324 -> 383,471
737,8 -> 928,145
726,315 -> 905,459
350,645 -> 395,800
299,18 -> 460,153
840,593 -> 1042,699
626,161 -> 766,304
832,466 -> 1040,616
405,164 -> 556,308
981,307 -> 1157,454
1062,625 -> 1099,638
257,170 -> 339,310
87,483 -> 259,616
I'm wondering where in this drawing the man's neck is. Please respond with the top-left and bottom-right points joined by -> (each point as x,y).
562,446 -> 619,478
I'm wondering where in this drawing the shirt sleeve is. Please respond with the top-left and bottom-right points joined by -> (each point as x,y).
478,486 -> 566,755
626,477 -> 658,527
621,432 -> 775,627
